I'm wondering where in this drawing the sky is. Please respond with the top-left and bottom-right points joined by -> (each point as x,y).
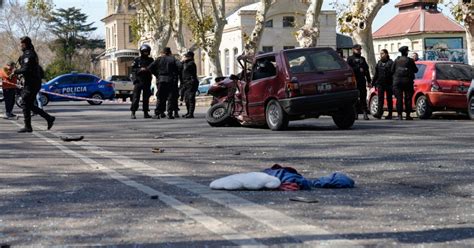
49,0 -> 455,39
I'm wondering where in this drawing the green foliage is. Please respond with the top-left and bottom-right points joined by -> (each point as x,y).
44,59 -> 75,81
47,7 -> 97,63
130,17 -> 142,43
181,2 -> 215,51
25,0 -> 54,19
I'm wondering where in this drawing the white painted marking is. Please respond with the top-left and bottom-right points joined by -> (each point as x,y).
20,121 -> 360,246
10,121 -> 262,246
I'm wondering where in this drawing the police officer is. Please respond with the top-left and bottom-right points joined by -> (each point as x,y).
168,56 -> 182,119
148,47 -> 180,119
13,36 -> 55,133
372,49 -> 394,119
180,51 -> 199,118
347,44 -> 372,120
392,46 -> 418,120
130,44 -> 154,119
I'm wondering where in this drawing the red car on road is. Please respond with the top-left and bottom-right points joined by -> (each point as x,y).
369,61 -> 473,119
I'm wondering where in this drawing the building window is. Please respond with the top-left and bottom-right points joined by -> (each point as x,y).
128,25 -> 134,43
262,46 -> 273,53
233,48 -> 239,73
283,46 -> 295,50
224,49 -> 230,75
384,44 -> 388,50
390,43 -> 394,52
283,16 -> 295,28
265,19 -> 273,28
397,43 -> 401,50
378,45 -> 381,52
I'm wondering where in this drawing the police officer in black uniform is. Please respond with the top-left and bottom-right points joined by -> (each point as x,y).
148,47 -> 180,119
14,36 -> 55,133
372,49 -> 394,119
347,44 -> 372,120
180,51 -> 199,118
130,44 -> 154,119
391,46 -> 418,120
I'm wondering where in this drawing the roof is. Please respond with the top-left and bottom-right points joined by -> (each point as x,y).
394,0 -> 433,8
226,2 -> 260,24
337,33 -> 353,49
373,9 -> 464,39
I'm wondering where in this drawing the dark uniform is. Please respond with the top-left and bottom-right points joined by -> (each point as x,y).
167,58 -> 182,118
180,52 -> 199,118
391,46 -> 418,120
130,45 -> 154,119
148,47 -> 180,119
347,44 -> 372,120
373,56 -> 394,119
14,36 -> 54,133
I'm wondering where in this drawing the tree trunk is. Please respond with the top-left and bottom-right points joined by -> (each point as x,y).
352,27 -> 377,77
207,0 -> 226,77
296,0 -> 323,48
348,0 -> 386,76
244,0 -> 272,55
171,0 -> 186,55
152,26 -> 171,58
462,1 -> 474,65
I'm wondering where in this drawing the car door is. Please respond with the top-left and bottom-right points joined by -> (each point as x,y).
74,75 -> 95,98
246,55 -> 278,120
50,75 -> 76,101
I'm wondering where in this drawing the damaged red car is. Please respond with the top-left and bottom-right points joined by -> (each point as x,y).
206,47 -> 359,130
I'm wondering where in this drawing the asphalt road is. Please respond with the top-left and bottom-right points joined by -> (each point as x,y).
0,101 -> 473,247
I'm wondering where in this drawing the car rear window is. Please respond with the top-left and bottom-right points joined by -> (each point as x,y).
415,64 -> 426,79
110,76 -> 131,81
436,64 -> 473,81
286,49 -> 346,74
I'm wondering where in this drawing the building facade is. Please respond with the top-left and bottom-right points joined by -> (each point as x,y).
100,0 -> 139,79
373,0 -> 467,63
201,0 -> 337,76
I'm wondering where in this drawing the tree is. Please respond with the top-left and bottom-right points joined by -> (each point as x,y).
131,0 -> 173,58
296,0 -> 324,48
183,0 -> 227,77
243,0 -> 272,56
171,0 -> 187,54
47,7 -> 97,65
448,0 -> 474,65
336,0 -> 389,75
0,0 -> 53,66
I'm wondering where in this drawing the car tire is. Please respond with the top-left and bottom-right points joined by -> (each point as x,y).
206,102 -> 233,127
39,94 -> 49,106
88,93 -> 103,105
468,96 -> 474,120
332,105 -> 356,129
416,95 -> 432,119
369,95 -> 378,116
265,99 -> 289,131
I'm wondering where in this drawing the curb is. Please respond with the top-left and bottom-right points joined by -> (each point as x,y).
196,96 -> 212,107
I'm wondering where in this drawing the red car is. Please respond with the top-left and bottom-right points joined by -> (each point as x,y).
368,61 -> 473,119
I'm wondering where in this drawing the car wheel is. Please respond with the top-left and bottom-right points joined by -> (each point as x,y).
265,99 -> 289,131
369,95 -> 378,116
468,96 -> 474,120
39,94 -> 49,106
87,93 -> 103,105
206,102 -> 233,127
416,95 -> 432,119
332,105 -> 356,129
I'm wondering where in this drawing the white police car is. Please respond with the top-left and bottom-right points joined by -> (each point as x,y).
40,73 -> 115,106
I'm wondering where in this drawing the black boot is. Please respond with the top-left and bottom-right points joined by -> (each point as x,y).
385,112 -> 392,120
144,112 -> 151,118
131,111 -> 136,119
19,118 -> 33,133
47,116 -> 55,130
363,111 -> 369,120
174,110 -> 180,118
167,112 -> 175,119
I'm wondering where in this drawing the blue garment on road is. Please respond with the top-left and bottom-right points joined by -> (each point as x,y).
263,164 -> 355,190
312,172 -> 355,188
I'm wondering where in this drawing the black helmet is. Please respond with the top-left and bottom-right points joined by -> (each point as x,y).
139,44 -> 151,55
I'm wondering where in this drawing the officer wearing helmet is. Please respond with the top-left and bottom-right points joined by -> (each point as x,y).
130,44 -> 154,119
